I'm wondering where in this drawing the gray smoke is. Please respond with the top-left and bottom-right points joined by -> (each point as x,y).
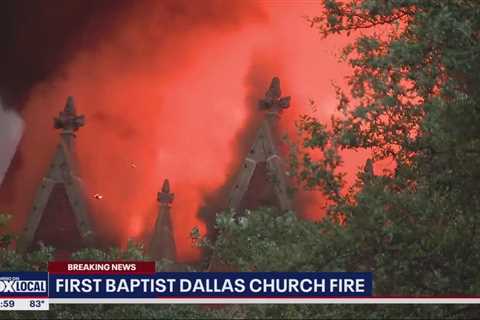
0,100 -> 24,186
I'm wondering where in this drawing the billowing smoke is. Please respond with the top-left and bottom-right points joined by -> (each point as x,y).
0,101 -> 24,186
0,1 -> 367,261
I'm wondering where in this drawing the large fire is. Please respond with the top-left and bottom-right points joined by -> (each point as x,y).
1,1 -> 368,262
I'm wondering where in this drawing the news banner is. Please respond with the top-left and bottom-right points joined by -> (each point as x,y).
0,261 -> 378,310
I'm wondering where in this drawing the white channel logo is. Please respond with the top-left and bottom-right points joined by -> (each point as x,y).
0,280 -> 47,293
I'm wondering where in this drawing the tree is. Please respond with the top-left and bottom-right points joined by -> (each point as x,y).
301,0 -> 480,298
3,1 -> 480,318
202,0 -> 480,318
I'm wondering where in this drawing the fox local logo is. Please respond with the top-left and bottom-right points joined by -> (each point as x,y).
0,277 -> 47,293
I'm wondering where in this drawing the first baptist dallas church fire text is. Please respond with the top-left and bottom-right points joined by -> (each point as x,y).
56,263 -> 367,295
56,277 -> 366,294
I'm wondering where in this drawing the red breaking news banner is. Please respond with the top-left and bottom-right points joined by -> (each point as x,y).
48,261 -> 156,274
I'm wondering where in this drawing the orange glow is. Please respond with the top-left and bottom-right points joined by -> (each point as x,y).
5,1 -> 369,262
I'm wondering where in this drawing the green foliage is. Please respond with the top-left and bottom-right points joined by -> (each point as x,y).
2,303 -> 243,320
201,209 -> 478,318
71,241 -> 148,261
0,213 -> 13,248
3,1 -> 480,318
198,208 -> 342,272
202,0 -> 480,318
251,0 -> 480,317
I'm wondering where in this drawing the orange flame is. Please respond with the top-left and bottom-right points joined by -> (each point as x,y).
5,1 -> 368,262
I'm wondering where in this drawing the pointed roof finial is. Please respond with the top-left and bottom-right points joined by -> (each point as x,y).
54,96 -> 85,134
158,179 -> 174,205
258,76 -> 291,112
65,96 -> 75,113
162,179 -> 170,193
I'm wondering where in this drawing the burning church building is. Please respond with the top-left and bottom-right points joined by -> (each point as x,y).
0,76 -> 295,264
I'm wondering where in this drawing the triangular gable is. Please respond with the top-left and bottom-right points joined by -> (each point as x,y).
17,97 -> 95,252
228,77 -> 293,213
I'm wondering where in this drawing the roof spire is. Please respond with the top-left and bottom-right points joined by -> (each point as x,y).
158,179 -> 174,206
54,96 -> 85,136
149,178 -> 176,262
258,76 -> 291,113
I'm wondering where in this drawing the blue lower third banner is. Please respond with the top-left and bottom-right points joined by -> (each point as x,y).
49,272 -> 372,298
